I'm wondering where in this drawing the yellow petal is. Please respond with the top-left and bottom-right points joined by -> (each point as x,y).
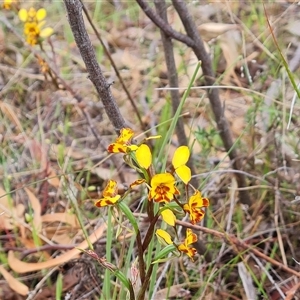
178,244 -> 197,260
156,229 -> 172,245
28,7 -> 36,19
116,128 -> 135,144
172,146 -> 190,169
136,144 -> 152,169
18,9 -> 28,22
130,179 -> 145,189
161,209 -> 176,226
151,173 -> 175,189
175,165 -> 191,184
36,8 -> 47,21
107,143 -> 128,153
38,20 -> 46,29
95,195 -> 120,207
189,191 -> 210,207
185,229 -> 197,245
40,27 -> 54,38
102,180 -> 119,198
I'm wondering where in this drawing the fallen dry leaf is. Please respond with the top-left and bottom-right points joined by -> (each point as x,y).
198,23 -> 240,41
41,213 -> 80,228
45,231 -> 75,245
46,167 -> 61,188
219,30 -> 242,84
122,50 -> 151,71
92,167 -> 116,181
0,265 -> 29,296
8,222 -> 107,273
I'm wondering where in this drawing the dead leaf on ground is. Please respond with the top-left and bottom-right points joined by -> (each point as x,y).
92,166 -> 116,181
198,23 -> 240,41
219,30 -> 242,84
112,48 -> 152,71
0,265 -> 29,296
46,167 -> 61,188
42,213 -> 80,244
42,213 -> 80,228
8,222 -> 107,273
46,231 -> 75,245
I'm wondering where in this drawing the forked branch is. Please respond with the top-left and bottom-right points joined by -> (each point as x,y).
136,0 -> 252,207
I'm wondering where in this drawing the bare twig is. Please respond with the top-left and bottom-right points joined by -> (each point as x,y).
154,0 -> 188,157
177,220 -> 300,279
63,0 -> 127,133
79,0 -> 145,131
136,0 -> 252,206
172,0 -> 251,206
136,0 -> 194,47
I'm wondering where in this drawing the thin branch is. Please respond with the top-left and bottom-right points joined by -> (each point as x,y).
63,0 -> 127,133
135,0 -> 195,47
177,219 -> 300,279
171,0 -> 251,207
136,0 -> 251,206
154,1 -> 188,154
79,0 -> 145,131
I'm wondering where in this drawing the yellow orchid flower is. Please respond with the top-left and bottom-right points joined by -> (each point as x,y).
2,0 -> 16,10
148,173 -> 179,203
177,229 -> 198,261
172,146 -> 191,184
156,228 -> 198,261
95,180 -> 121,207
107,128 -> 138,153
18,7 -> 53,45
183,190 -> 209,224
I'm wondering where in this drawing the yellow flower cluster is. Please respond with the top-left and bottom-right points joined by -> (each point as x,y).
96,128 -> 210,260
18,7 -> 53,45
2,0 -> 17,10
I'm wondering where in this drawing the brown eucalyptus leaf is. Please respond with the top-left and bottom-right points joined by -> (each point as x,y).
198,23 -> 239,41
0,265 -> 29,296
